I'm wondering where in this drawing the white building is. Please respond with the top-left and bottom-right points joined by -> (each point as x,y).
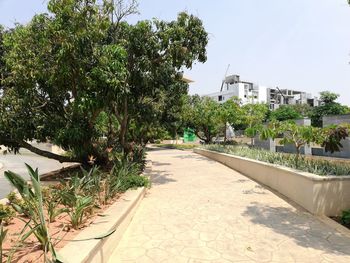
207,76 -> 268,104
206,75 -> 320,110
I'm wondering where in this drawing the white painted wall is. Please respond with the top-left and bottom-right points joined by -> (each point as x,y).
207,83 -> 268,105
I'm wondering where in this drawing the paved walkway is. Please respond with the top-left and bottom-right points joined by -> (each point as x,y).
110,148 -> 350,262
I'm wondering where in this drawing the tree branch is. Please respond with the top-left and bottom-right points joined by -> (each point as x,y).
17,140 -> 80,163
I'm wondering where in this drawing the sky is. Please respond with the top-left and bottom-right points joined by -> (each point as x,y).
1,0 -> 350,105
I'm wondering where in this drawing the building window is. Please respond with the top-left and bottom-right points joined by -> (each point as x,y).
218,95 -> 223,101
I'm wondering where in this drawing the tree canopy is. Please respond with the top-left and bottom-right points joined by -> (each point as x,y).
310,91 -> 349,127
241,103 -> 269,140
319,91 -> 340,104
184,96 -> 220,144
0,0 -> 208,164
269,105 -> 302,121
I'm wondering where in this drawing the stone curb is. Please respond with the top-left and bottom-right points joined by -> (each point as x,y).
58,186 -> 147,263
317,215 -> 350,238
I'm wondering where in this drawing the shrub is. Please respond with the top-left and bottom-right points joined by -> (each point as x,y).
7,191 -> 30,217
341,210 -> 350,225
119,175 -> 150,193
66,196 -> 93,230
4,165 -> 57,262
0,204 -> 15,225
42,186 -> 67,223
2,147 -> 150,261
57,173 -> 96,229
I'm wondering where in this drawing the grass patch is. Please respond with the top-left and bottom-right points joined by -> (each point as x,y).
201,144 -> 350,176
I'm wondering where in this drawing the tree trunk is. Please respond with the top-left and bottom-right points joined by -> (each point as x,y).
224,123 -> 227,145
18,141 -> 80,163
295,144 -> 301,168
115,98 -> 131,155
206,130 -> 211,144
251,137 -> 254,147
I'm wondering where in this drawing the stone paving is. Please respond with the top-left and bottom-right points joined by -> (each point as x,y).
110,148 -> 350,262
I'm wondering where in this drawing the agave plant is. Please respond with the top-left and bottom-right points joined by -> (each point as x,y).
4,164 -> 57,262
202,144 -> 350,176
58,186 -> 93,230
42,187 -> 68,224
101,167 -> 122,205
67,196 -> 93,230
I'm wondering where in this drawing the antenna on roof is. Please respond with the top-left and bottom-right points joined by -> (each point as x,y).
220,64 -> 230,92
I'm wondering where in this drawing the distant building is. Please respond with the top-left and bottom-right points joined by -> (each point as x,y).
206,75 -> 320,110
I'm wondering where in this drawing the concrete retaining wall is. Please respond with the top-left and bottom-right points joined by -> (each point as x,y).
312,140 -> 350,159
323,114 -> 350,127
320,115 -> 350,158
254,137 -> 275,152
194,148 -> 350,216
276,144 -> 312,155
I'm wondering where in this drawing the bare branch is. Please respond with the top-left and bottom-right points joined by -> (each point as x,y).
111,0 -> 139,25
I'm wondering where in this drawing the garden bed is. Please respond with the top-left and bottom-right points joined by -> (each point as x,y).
0,159 -> 150,263
201,145 -> 350,176
194,147 -> 350,216
2,194 -> 121,263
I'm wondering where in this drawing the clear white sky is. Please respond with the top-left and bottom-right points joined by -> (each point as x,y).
1,0 -> 350,105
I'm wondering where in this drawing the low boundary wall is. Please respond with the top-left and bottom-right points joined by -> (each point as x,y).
194,148 -> 350,216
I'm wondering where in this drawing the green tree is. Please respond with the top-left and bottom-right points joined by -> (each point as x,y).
290,103 -> 313,117
242,103 -> 269,145
262,121 -> 321,166
107,12 -> 208,153
0,25 -> 5,85
184,96 -> 220,144
0,1 -> 208,163
161,93 -> 188,143
217,97 -> 243,143
278,122 -> 319,158
0,0 -> 118,164
319,91 -> 340,104
310,91 -> 349,127
270,105 -> 302,121
261,120 -> 350,165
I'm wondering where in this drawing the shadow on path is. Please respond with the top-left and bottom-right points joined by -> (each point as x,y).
173,153 -> 217,163
151,161 -> 171,166
147,169 -> 177,185
146,146 -> 172,152
243,202 -> 350,256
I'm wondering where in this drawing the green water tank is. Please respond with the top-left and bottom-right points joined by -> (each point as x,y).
183,128 -> 196,143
